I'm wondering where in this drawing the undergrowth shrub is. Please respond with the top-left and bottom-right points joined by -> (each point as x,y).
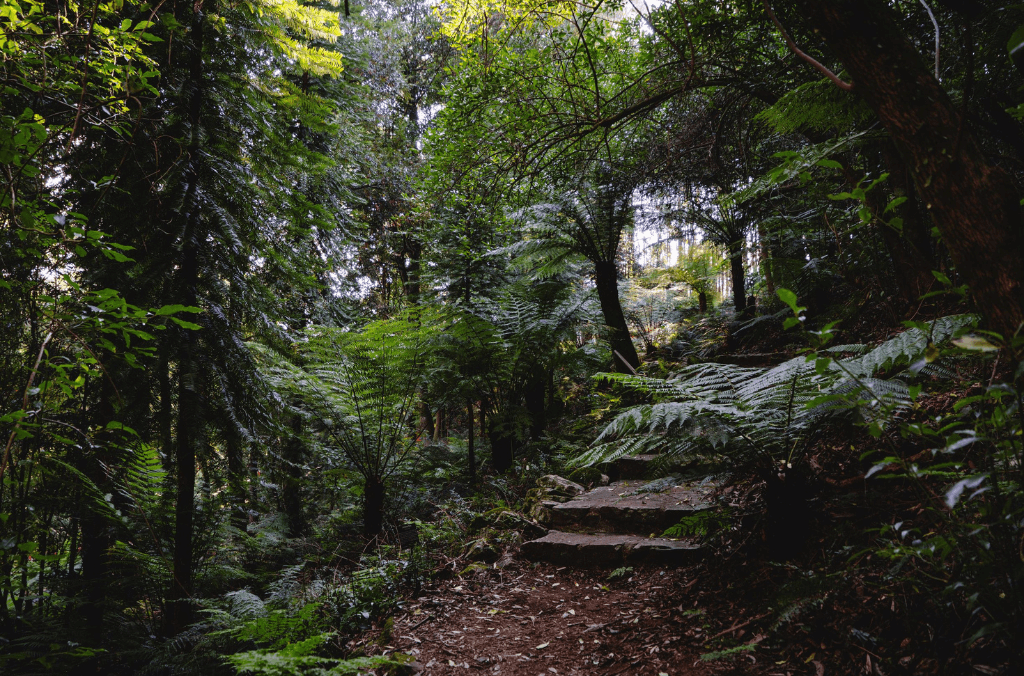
861,329 -> 1024,654
327,554 -> 405,635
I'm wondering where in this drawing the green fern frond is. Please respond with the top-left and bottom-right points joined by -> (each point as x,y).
580,316 -> 976,469
838,315 -> 976,377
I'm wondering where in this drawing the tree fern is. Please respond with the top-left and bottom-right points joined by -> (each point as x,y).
252,316 -> 428,534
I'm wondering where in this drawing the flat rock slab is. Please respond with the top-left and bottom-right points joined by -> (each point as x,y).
550,479 -> 715,535
520,530 -> 702,566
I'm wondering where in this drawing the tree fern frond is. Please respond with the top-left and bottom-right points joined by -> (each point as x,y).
838,314 -> 976,377
579,315 -> 977,471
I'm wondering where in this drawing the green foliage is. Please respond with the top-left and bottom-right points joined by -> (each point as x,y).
699,643 -> 756,662
606,566 -> 633,581
412,500 -> 474,553
577,310 -> 978,472
662,510 -> 728,540
253,315 -> 429,531
863,331 -> 1024,647
663,246 -> 725,299
217,591 -> 412,675
227,648 -> 409,676
755,79 -> 873,135
328,556 -> 406,634
773,292 -> 1024,650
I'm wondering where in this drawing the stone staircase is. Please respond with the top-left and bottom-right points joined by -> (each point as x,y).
520,457 -> 718,567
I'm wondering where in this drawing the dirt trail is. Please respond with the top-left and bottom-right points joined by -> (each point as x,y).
387,561 -> 731,676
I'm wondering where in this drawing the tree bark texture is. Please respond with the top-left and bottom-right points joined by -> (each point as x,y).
794,0 -> 1024,336
593,261 -> 640,371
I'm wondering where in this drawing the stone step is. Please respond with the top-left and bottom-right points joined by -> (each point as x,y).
548,480 -> 715,535
608,454 -> 661,480
520,530 -> 702,566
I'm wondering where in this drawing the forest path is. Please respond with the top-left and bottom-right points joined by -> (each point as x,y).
389,560 -> 724,676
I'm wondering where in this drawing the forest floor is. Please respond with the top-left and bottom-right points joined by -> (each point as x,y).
384,561 -> 728,676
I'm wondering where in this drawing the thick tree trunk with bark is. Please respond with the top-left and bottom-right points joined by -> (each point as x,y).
795,0 -> 1024,336
593,261 -> 640,372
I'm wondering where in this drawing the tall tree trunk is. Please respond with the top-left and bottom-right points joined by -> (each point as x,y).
757,223 -> 775,296
168,5 -> 204,631
158,344 -> 173,467
432,409 -> 443,443
795,0 -> 1024,337
727,238 -> 747,315
78,444 -> 110,646
169,319 -> 197,634
78,372 -> 121,644
406,239 -> 421,302
524,366 -> 546,440
226,432 -> 246,528
466,400 -> 475,485
593,260 -> 639,372
282,414 -> 307,538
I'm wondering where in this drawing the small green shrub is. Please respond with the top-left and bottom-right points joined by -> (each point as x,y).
662,510 -> 729,540
327,556 -> 404,634
700,643 -> 756,662
607,566 -> 633,581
